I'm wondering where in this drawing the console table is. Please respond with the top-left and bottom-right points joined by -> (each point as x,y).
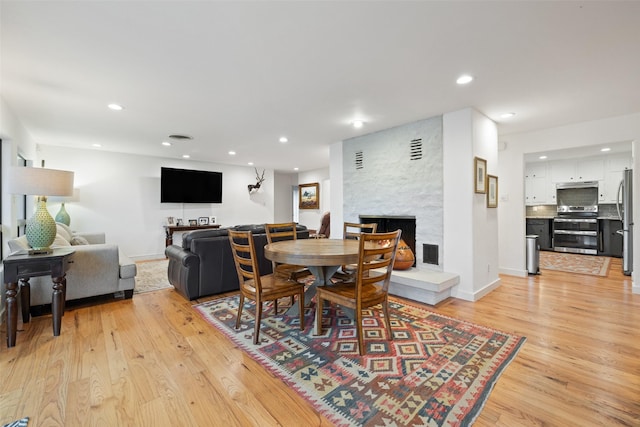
164,224 -> 221,247
3,247 -> 75,347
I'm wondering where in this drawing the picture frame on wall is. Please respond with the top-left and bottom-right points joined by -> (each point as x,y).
487,175 -> 498,208
299,182 -> 320,209
474,156 -> 487,194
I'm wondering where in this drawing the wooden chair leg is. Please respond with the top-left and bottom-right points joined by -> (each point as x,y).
298,290 -> 305,331
382,300 -> 393,340
254,300 -> 263,344
314,294 -> 323,335
235,294 -> 245,330
356,309 -> 365,356
274,298 -> 279,314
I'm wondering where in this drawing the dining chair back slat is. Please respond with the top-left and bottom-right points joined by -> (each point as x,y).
315,229 -> 402,355
229,229 -> 305,344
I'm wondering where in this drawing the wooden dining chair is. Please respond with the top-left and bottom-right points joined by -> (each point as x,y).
335,222 -> 378,281
228,229 -> 305,344
265,222 -> 312,282
314,229 -> 402,355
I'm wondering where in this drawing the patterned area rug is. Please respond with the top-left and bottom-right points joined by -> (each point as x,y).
539,251 -> 611,276
194,296 -> 525,426
1,418 -> 29,427
134,259 -> 172,294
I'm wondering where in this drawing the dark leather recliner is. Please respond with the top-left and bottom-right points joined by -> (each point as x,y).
165,224 -> 309,300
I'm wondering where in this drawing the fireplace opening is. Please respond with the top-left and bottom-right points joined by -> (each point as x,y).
359,215 -> 416,268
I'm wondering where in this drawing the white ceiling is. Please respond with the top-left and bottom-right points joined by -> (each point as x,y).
2,1 -> 639,172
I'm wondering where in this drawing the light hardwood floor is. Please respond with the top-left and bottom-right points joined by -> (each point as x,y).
1,257 -> 639,426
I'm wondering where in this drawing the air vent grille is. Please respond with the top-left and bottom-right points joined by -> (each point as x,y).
410,138 -> 423,160
355,151 -> 364,169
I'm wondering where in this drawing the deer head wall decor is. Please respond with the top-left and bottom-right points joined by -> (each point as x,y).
248,168 -> 265,193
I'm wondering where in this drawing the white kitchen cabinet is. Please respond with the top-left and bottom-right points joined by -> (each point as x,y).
525,163 -> 548,205
525,162 -> 546,178
525,176 -> 547,205
549,159 -> 577,182
608,153 -> 632,172
601,171 -> 624,203
576,158 -> 604,181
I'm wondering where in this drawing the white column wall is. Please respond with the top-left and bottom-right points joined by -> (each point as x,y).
443,108 -> 500,301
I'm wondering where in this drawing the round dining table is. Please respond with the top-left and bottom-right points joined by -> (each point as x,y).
264,238 -> 360,315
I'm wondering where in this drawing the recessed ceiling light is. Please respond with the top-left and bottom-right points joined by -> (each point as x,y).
279,137 -> 288,143
161,141 -> 172,146
182,154 -> 190,159
92,143 -> 102,148
539,155 -> 547,160
108,103 -> 123,111
500,112 -> 516,119
228,151 -> 236,156
294,167 -> 299,171
456,75 -> 473,85
601,147 -> 611,152
352,120 -> 364,128
248,162 -> 254,166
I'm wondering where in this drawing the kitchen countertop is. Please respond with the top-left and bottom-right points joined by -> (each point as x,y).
526,215 -> 621,220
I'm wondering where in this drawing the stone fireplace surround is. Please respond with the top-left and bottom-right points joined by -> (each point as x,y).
343,115 -> 459,304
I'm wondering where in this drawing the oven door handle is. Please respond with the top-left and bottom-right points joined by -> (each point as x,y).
553,230 -> 598,236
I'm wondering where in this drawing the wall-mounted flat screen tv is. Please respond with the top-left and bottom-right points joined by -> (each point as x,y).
161,167 -> 223,203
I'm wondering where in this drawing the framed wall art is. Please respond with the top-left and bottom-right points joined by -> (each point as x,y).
299,182 -> 320,209
487,175 -> 498,208
474,156 -> 487,194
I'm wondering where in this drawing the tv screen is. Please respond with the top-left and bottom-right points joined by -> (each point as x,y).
161,167 -> 223,203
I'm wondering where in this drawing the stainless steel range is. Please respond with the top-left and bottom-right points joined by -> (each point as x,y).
553,182 -> 599,255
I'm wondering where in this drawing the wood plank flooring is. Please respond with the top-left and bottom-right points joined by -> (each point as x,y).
1,257 -> 639,426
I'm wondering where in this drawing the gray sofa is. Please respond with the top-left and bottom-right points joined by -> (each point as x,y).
165,224 -> 309,300
6,223 -> 137,309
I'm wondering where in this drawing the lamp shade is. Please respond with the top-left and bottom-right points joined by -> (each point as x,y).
9,166 -> 74,196
9,166 -> 75,253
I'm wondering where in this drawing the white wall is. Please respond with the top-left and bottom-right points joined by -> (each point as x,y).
443,108 -> 500,301
498,113 -> 640,291
273,171 -> 297,222
35,145 -> 285,259
297,168 -> 330,232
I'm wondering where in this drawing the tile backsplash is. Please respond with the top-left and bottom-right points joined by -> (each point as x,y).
526,203 -> 620,218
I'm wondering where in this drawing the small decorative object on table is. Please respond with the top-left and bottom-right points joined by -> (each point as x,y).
209,216 -> 217,224
167,216 -> 175,225
198,217 -> 209,225
176,218 -> 183,226
189,219 -> 197,226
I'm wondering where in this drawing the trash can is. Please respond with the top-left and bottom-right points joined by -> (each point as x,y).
526,234 -> 540,275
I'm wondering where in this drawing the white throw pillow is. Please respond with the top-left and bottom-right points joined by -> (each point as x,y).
56,223 -> 73,242
52,233 -> 71,247
70,235 -> 90,245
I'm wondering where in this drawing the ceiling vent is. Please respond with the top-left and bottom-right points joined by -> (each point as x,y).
355,151 -> 364,169
410,138 -> 423,160
169,134 -> 193,140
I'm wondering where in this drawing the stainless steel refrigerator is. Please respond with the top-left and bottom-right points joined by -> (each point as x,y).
617,169 -> 633,275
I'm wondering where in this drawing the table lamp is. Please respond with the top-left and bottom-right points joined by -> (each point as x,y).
9,166 -> 75,254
